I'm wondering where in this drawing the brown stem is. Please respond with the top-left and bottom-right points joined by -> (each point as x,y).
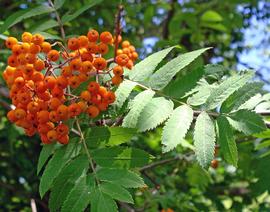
114,4 -> 124,61
48,0 -> 66,41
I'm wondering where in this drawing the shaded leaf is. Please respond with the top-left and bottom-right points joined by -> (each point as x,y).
92,147 -> 152,168
39,139 -> 78,197
227,110 -> 266,135
97,168 -> 144,188
37,143 -> 56,175
0,6 -> 54,33
217,116 -> 238,167
62,0 -> 103,23
61,175 -> 95,212
91,188 -> 118,212
221,82 -> 263,113
49,155 -> 89,211
163,67 -> 204,99
100,182 -> 133,203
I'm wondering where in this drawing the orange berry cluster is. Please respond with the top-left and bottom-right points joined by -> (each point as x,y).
2,30 -> 138,145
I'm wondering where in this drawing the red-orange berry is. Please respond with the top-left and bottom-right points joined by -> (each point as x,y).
87,105 -> 100,118
87,29 -> 99,42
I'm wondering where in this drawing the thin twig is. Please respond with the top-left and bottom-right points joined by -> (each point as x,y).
114,5 -> 124,61
48,0 -> 66,41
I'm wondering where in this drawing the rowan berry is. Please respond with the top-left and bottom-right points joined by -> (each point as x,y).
47,130 -> 57,141
68,103 -> 82,117
68,37 -> 80,51
211,159 -> 219,169
49,111 -> 59,123
41,42 -> 52,53
98,43 -> 109,55
116,54 -> 129,66
100,31 -> 113,44
78,35 -> 89,47
6,37 -> 18,49
7,110 -> 18,123
47,50 -> 60,62
22,32 -> 32,43
29,44 -> 41,54
112,75 -> 123,85
44,76 -> 56,89
87,29 -> 99,42
80,90 -> 92,102
56,76 -> 68,89
14,108 -> 26,119
57,134 -> 69,144
81,61 -> 93,73
14,77 -> 25,88
105,91 -> 116,104
88,81 -> 100,93
56,123 -> 69,136
122,40 -> 130,48
113,65 -> 124,76
93,57 -> 107,70
87,105 -> 100,118
32,33 -> 44,45
57,105 -> 69,120
37,110 -> 50,123
68,76 -> 81,88
70,59 -> 81,70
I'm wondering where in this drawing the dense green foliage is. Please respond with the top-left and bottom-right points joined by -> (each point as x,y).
1,0 -> 270,211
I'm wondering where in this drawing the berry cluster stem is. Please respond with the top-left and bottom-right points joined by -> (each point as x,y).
75,118 -> 99,184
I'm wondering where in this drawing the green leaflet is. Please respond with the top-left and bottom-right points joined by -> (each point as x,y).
253,155 -> 270,194
148,47 -> 211,90
97,168 -> 144,188
204,64 -> 227,80
113,80 -> 137,108
194,112 -> 216,168
100,182 -> 134,203
0,5 -> 54,33
217,116 -> 238,167
61,175 -> 95,212
39,139 -> 78,198
201,10 -> 223,22
85,126 -> 136,147
92,146 -> 152,168
221,82 -> 263,113
30,19 -> 59,33
205,71 -> 254,110
37,143 -> 56,175
186,164 -> 211,190
227,110 -> 266,135
162,105 -> 193,152
238,94 -> 263,110
48,155 -> 89,212
187,81 -> 215,106
129,46 -> 176,82
163,67 -> 204,99
37,32 -> 62,40
91,188 -> 118,212
122,89 -> 155,128
136,97 -> 174,132
61,0 -> 103,23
